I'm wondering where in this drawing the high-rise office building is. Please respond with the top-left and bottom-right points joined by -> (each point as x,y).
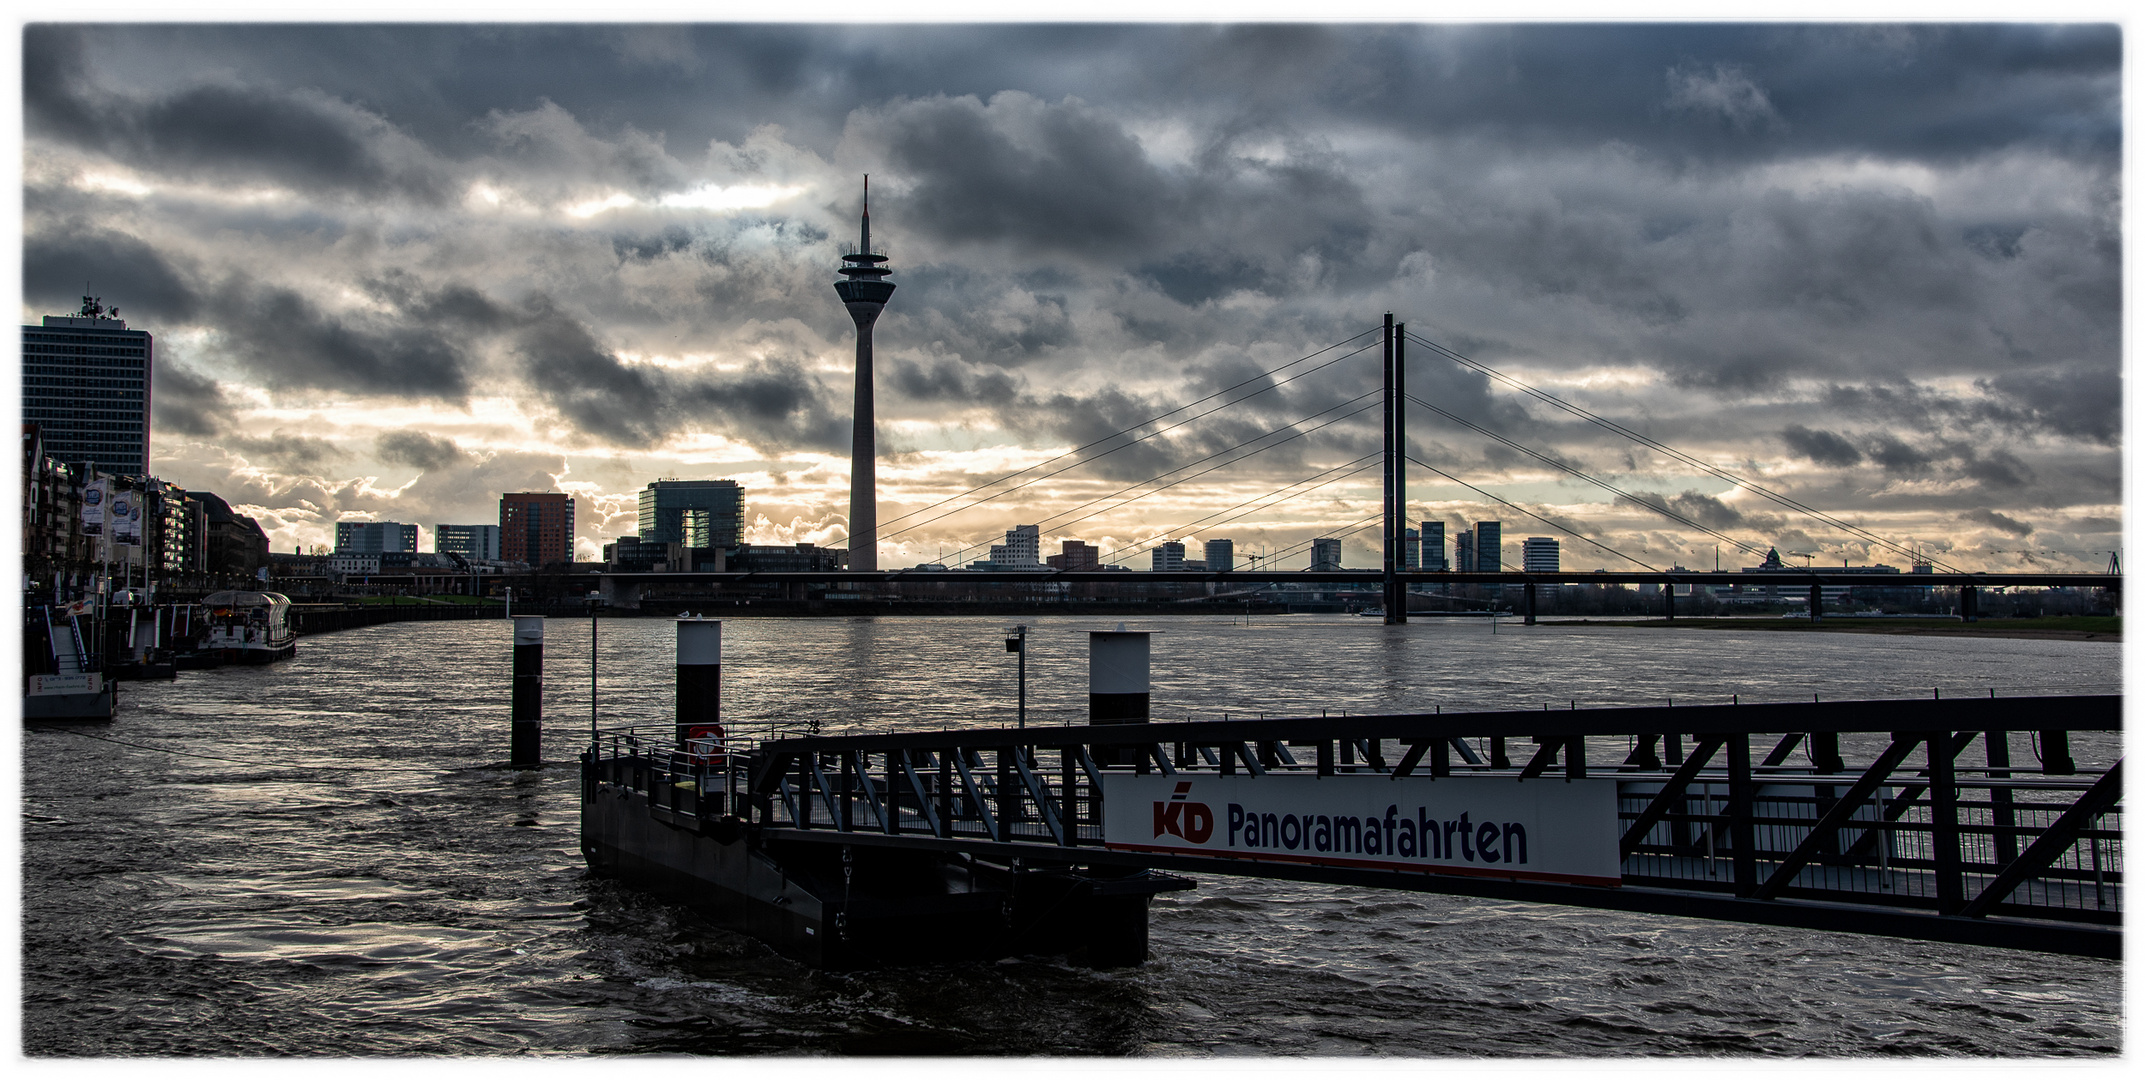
1421,521 -> 1447,570
834,177 -> 895,572
1204,538 -> 1235,572
435,523 -> 502,561
335,520 -> 418,554
22,304 -> 154,476
1454,529 -> 1474,573
500,492 -> 576,567
1400,527 -> 1420,571
1151,540 -> 1186,572
637,479 -> 744,550
1522,536 -> 1561,572
1473,521 -> 1503,572
1310,537 -> 1342,571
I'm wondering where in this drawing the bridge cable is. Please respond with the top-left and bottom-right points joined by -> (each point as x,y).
930,394 -> 1386,567
1407,392 -> 1770,565
1101,455 -> 1385,567
1407,454 -> 1662,572
1406,330 -> 1961,573
877,326 -> 1383,534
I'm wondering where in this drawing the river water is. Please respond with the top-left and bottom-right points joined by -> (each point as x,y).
20,614 -> 2123,1056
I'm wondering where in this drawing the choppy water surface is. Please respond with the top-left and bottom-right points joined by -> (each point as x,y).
21,615 -> 2122,1056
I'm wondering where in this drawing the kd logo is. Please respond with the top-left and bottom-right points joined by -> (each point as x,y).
1152,781 -> 1214,843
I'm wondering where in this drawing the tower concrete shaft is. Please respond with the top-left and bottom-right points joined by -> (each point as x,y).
834,176 -> 895,571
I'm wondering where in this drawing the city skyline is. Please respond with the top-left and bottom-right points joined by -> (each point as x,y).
21,23 -> 2121,571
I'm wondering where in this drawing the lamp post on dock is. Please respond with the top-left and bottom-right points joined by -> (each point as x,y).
1006,624 -> 1028,728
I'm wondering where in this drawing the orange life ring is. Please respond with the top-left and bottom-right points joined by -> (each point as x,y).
682,724 -> 727,768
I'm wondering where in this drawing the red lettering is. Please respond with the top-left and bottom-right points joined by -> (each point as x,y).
1153,801 -> 1185,839
1183,802 -> 1214,844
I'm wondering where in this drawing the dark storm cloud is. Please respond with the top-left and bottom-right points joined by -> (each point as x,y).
26,26 -> 449,202
225,429 -> 348,472
1779,425 -> 1864,467
214,282 -> 473,403
871,93 -> 1179,259
515,298 -> 841,450
376,429 -> 466,472
1974,367 -> 2121,445
150,362 -> 231,438
23,224 -> 201,321
1963,508 -> 2034,536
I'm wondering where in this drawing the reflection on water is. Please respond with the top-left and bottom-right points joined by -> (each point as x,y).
22,615 -> 2122,1055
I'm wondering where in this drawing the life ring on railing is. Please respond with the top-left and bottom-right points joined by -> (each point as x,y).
681,724 -> 727,768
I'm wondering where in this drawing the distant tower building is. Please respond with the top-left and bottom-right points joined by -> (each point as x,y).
1310,537 -> 1342,571
1400,527 -> 1420,571
834,176 -> 895,572
23,300 -> 153,476
1473,520 -> 1502,572
1454,528 -> 1474,573
638,479 -> 744,550
1204,538 -> 1235,572
1151,540 -> 1186,572
1522,536 -> 1561,573
335,520 -> 418,554
500,492 -> 575,567
1049,540 -> 1100,571
435,523 -> 502,561
1421,520 -> 1447,570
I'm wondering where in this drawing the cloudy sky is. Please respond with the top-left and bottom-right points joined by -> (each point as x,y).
20,22 -> 2121,571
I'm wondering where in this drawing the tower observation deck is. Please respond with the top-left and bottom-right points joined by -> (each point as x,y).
835,176 -> 895,572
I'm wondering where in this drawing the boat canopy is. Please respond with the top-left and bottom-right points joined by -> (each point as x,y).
201,590 -> 292,610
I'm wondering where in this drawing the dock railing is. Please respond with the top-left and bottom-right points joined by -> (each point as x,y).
585,693 -> 2120,955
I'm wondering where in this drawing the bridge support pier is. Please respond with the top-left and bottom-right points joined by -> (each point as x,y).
1523,581 -> 1537,625
1961,585 -> 1979,622
1664,585 -> 1675,621
598,578 -> 643,611
1809,584 -> 1824,621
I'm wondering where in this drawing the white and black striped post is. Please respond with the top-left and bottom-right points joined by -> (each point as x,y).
510,616 -> 544,768
1088,628 -> 1150,725
676,617 -> 723,748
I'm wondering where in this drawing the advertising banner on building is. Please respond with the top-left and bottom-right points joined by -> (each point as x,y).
1101,772 -> 1623,887
111,491 -> 142,545
81,480 -> 107,535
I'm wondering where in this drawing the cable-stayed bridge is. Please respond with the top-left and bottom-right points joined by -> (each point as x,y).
600,317 -> 2118,616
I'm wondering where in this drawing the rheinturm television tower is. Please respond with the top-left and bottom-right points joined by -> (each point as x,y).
834,175 -> 895,571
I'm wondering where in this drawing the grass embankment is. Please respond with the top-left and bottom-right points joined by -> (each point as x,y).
1570,615 -> 2119,641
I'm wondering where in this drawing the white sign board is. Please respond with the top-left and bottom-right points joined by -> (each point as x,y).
29,673 -> 104,696
1102,773 -> 1623,887
81,481 -> 107,535
111,493 -> 142,545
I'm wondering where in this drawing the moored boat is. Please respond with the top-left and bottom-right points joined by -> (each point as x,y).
195,590 -> 297,663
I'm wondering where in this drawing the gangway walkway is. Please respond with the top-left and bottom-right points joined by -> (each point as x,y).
584,694 -> 2120,959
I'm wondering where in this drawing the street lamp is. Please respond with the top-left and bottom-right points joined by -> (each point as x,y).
1004,624 -> 1028,728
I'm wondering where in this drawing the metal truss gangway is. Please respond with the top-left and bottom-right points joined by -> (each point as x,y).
586,694 -> 2120,959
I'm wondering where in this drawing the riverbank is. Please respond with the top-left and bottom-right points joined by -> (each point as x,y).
1561,615 -> 2120,642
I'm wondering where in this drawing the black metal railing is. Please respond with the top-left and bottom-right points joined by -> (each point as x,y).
585,694 -> 2120,944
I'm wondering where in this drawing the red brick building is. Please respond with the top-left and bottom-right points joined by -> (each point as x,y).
500,492 -> 576,568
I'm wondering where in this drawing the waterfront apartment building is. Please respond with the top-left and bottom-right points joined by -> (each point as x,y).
1151,540 -> 1186,572
1048,540 -> 1100,571
500,492 -> 576,567
1309,537 -> 1342,571
336,520 -> 418,554
990,524 -> 1044,568
22,309 -> 154,476
1421,521 -> 1447,570
637,479 -> 744,550
1522,536 -> 1561,573
1204,538 -> 1235,573
1473,521 -> 1503,572
435,523 -> 502,561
